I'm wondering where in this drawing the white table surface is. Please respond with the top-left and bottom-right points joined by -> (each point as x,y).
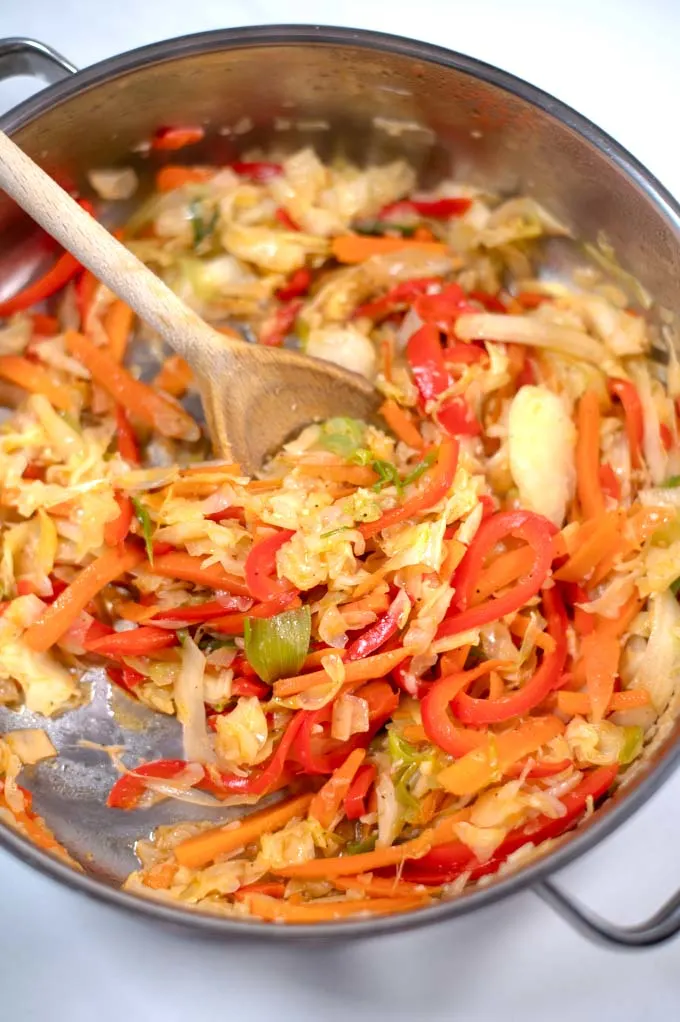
1,2 -> 680,1018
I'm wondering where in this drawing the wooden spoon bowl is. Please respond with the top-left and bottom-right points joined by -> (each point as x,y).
0,131 -> 380,473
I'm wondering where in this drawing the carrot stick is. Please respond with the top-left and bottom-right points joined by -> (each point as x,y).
296,464 -> 379,486
156,166 -> 213,192
576,391 -> 606,519
379,399 -> 424,450
103,300 -> 134,363
64,330 -> 197,440
440,539 -> 467,583
402,724 -> 428,744
144,551 -> 251,595
338,591 -> 390,616
276,831 -> 432,878
508,615 -> 556,653
0,356 -> 71,411
554,511 -> 623,583
242,893 -> 428,923
142,861 -> 179,890
556,688 -> 650,716
598,593 -> 643,639
472,545 -> 535,604
436,715 -> 565,795
331,235 -> 449,264
302,647 -> 349,670
174,792 -> 313,869
308,749 -> 366,829
233,881 -> 286,902
580,628 -> 620,722
153,354 -> 193,397
334,875 -> 435,898
24,542 -> 145,652
272,646 -> 413,699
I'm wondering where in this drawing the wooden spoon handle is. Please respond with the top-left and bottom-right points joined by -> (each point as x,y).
0,130 -> 223,364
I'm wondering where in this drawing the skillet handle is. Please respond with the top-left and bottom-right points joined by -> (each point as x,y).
0,38 -> 77,85
535,878 -> 680,949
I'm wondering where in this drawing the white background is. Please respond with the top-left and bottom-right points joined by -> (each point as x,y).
1,2 -> 680,1019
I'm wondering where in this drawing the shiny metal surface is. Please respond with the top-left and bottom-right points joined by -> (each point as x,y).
0,26 -> 680,942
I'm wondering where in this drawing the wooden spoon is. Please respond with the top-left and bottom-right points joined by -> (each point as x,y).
0,131 -> 379,473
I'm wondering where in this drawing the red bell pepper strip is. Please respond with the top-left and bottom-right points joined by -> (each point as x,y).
344,763 -> 377,820
274,207 -> 301,231
85,626 -> 178,656
0,252 -> 81,317
229,161 -> 283,183
345,592 -> 404,662
354,277 -> 443,321
421,659 -> 510,757
360,436 -> 459,540
208,590 -> 301,635
437,510 -> 556,639
208,711 -> 306,797
259,299 -> 302,346
406,323 -> 449,401
205,507 -> 246,523
436,395 -> 481,436
106,664 -> 146,696
598,463 -> 621,501
103,494 -> 134,547
608,378 -> 644,468
660,423 -> 673,451
244,529 -> 296,602
380,197 -> 472,220
151,125 -> 205,150
115,405 -> 140,465
391,656 -> 433,700
275,267 -> 312,302
151,596 -> 253,625
407,323 -> 479,435
451,586 -> 568,724
292,681 -> 399,775
232,676 -> 271,699
107,759 -> 191,810
468,290 -> 507,313
403,765 -> 618,884
444,343 -> 488,366
414,284 -> 478,325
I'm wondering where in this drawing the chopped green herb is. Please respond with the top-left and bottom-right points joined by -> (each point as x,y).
198,635 -> 237,654
401,450 -> 437,487
244,606 -> 311,684
345,834 -> 377,856
131,496 -> 154,564
352,448 -> 437,494
189,198 -> 218,246
671,577 -> 680,596
176,628 -> 190,647
666,475 -> 680,488
354,220 -> 417,238
320,526 -> 353,539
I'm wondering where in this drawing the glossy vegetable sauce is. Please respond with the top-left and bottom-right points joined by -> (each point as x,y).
0,143 -> 679,924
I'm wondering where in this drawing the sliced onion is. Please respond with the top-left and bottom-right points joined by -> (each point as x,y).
455,313 -> 606,364
174,637 -> 215,764
331,694 -> 369,742
630,590 -> 680,711
631,363 -> 668,485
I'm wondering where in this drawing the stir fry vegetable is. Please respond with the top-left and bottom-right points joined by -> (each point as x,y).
0,144 -> 678,925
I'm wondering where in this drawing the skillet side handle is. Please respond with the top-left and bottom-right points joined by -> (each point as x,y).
536,878 -> 680,949
0,38 -> 77,85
